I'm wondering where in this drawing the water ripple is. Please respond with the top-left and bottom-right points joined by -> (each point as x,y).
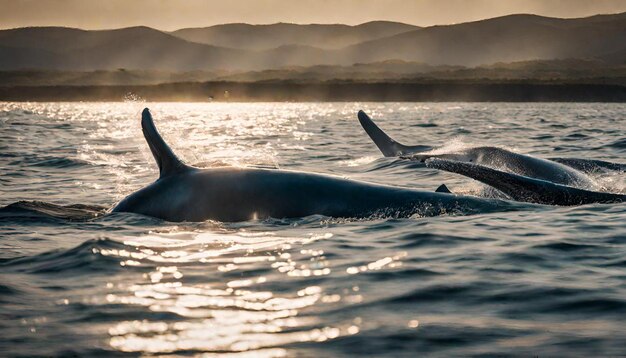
1,102 -> 625,356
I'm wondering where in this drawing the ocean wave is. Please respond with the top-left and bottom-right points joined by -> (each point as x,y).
608,138 -> 626,149
0,201 -> 107,221
26,156 -> 95,169
0,238 -> 126,274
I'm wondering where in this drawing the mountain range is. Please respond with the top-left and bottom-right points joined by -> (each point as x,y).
172,21 -> 418,50
0,12 -> 624,71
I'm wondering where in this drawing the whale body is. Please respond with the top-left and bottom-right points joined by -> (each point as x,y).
407,146 -> 597,189
111,109 -> 520,222
426,158 -> 625,206
357,110 -> 598,189
357,110 -> 624,206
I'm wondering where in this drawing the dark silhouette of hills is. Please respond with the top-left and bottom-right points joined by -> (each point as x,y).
339,13 -> 626,66
171,21 -> 418,50
0,13 -> 624,71
0,26 -> 248,70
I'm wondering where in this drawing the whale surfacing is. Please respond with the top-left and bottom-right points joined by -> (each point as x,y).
356,110 -> 624,206
357,110 -> 596,188
111,109 -> 519,222
426,158 -> 625,206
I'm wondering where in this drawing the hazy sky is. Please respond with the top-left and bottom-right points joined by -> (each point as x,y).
2,0 -> 626,30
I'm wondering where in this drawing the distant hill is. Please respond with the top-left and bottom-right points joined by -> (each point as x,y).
337,13 -> 626,66
0,13 -> 624,71
0,26 -> 249,70
171,21 -> 418,50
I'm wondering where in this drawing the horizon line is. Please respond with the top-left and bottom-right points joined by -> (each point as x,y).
1,10 -> 624,32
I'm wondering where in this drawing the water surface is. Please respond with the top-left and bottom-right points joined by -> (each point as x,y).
1,102 -> 625,357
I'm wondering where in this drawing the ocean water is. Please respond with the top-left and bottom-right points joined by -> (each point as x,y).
0,102 -> 625,357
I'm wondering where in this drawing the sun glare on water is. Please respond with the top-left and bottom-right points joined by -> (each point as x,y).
92,227 -> 370,354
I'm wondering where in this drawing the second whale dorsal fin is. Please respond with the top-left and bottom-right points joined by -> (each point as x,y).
357,110 -> 431,157
141,108 -> 190,179
435,184 -> 452,193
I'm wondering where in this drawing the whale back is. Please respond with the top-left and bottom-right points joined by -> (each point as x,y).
550,157 -> 626,173
358,110 -> 431,156
141,108 -> 190,179
425,158 -> 625,206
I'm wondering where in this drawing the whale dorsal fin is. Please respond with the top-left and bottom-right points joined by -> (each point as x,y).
357,110 -> 431,157
141,108 -> 190,179
435,184 -> 452,193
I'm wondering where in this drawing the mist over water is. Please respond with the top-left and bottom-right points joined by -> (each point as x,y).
1,102 -> 625,356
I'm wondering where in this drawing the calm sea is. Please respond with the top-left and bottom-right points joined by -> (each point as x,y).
1,102 -> 625,357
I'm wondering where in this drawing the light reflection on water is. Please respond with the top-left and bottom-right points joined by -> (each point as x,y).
97,229 -> 362,354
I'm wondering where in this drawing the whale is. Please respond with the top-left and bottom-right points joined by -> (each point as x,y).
357,110 -> 607,190
357,110 -> 625,205
426,158 -> 626,206
111,109 -> 522,222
